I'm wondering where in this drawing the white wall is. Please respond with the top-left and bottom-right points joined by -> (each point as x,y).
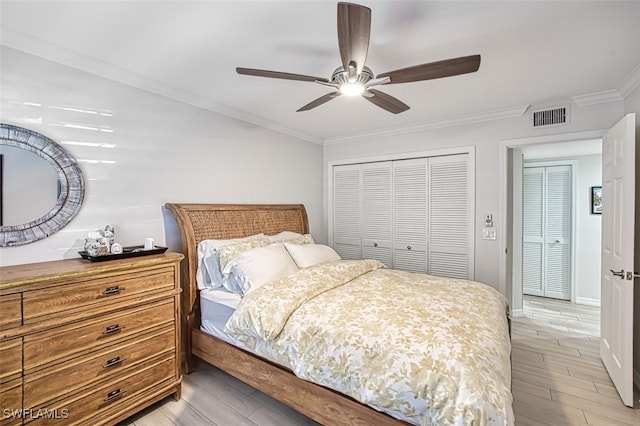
324,101 -> 624,292
0,47 -> 323,266
574,154 -> 602,304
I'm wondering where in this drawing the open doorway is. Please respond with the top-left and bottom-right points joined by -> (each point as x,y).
501,135 -> 603,317
501,117 -> 638,407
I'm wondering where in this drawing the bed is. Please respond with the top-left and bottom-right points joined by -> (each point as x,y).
165,203 -> 513,426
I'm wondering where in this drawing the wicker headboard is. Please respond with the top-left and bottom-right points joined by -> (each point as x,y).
164,203 -> 309,320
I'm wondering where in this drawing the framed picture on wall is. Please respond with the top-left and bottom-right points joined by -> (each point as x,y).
591,186 -> 602,214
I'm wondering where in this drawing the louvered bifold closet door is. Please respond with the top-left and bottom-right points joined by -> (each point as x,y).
392,158 -> 428,273
544,165 -> 571,300
333,164 -> 362,260
523,167 -> 545,296
428,154 -> 472,279
362,162 -> 393,267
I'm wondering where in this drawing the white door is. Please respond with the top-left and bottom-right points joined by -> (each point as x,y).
523,167 -> 545,296
392,158 -> 428,273
544,165 -> 572,300
362,162 -> 393,267
600,113 -> 635,407
428,154 -> 474,279
332,153 -> 474,279
522,165 -> 572,300
333,164 -> 362,260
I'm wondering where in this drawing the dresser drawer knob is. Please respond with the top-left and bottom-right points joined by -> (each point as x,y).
102,324 -> 123,335
104,388 -> 126,403
101,285 -> 124,296
103,356 -> 126,369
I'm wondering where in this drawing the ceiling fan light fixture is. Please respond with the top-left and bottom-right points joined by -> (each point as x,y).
236,3 -> 481,114
339,82 -> 365,96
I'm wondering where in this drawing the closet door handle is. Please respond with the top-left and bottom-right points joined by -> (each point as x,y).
373,242 -> 378,247
406,245 -> 412,250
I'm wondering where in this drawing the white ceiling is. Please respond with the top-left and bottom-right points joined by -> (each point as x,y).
2,1 -> 639,143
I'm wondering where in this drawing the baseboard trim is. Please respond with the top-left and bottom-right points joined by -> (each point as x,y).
575,297 -> 601,307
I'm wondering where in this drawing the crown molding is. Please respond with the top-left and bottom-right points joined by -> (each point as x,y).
570,89 -> 624,107
323,104 -> 531,145
570,64 -> 640,107
619,63 -> 640,99
1,27 -> 323,145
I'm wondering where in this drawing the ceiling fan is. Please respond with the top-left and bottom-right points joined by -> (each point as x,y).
236,2 -> 481,114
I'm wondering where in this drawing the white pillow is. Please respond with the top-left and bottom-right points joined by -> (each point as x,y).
225,244 -> 299,295
215,238 -> 271,273
284,243 -> 341,268
268,231 -> 315,245
196,234 -> 267,289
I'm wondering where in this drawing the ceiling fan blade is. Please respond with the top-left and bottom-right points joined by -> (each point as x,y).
297,92 -> 341,112
337,2 -> 371,75
236,67 -> 328,83
364,89 -> 410,114
378,55 -> 481,84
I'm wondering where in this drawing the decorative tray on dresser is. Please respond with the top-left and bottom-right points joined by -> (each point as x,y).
0,252 -> 183,425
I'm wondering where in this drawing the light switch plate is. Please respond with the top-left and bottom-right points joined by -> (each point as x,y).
482,228 -> 497,240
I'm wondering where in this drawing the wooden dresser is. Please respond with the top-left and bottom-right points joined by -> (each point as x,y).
0,252 -> 183,425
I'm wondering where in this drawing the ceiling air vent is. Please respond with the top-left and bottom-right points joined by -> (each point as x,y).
531,105 -> 569,128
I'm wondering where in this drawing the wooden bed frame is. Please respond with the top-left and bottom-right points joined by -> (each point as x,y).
165,203 -> 407,426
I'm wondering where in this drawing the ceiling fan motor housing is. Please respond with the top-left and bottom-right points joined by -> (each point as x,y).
331,65 -> 374,85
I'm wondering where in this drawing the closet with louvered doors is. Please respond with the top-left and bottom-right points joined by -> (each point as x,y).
332,153 -> 474,280
522,163 -> 573,300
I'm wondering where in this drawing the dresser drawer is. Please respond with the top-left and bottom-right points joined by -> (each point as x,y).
24,299 -> 174,370
23,267 -> 175,324
24,327 -> 175,408
27,357 -> 175,426
0,294 -> 22,331
0,377 -> 23,425
0,338 -> 22,383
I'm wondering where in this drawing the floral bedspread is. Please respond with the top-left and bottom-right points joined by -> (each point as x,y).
224,260 -> 514,425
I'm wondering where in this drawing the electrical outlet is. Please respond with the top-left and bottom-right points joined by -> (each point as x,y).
482,228 -> 497,240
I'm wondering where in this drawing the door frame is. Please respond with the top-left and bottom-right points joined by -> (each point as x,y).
499,130 -> 606,316
522,160 -> 577,301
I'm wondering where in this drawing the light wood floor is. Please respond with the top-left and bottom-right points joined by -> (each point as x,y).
121,296 -> 640,425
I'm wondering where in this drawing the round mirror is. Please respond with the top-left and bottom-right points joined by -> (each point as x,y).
1,144 -> 60,225
0,123 -> 85,246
